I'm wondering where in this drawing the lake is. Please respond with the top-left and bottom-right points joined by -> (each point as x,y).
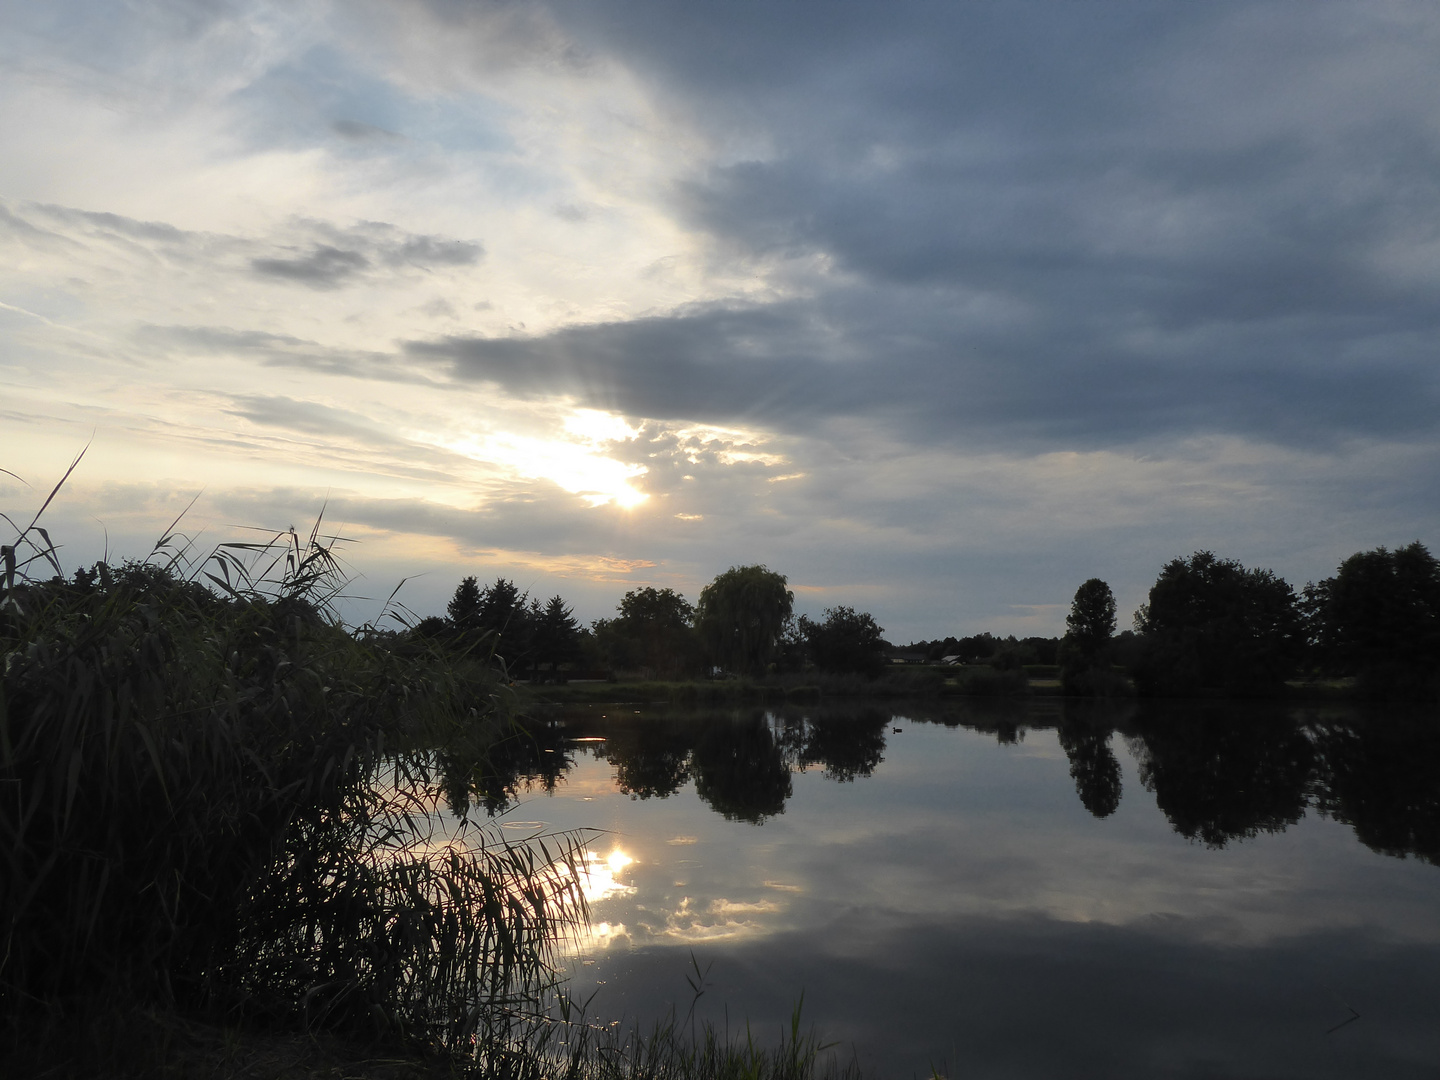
447,698 -> 1440,1078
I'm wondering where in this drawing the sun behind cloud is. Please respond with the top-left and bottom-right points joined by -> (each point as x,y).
441,409 -> 650,509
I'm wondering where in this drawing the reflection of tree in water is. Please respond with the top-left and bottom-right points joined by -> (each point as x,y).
603,718 -> 693,800
799,709 -> 889,781
692,713 -> 792,823
438,720 -> 572,818
1057,722 -> 1122,818
1312,713 -> 1440,865
1135,705 -> 1313,847
930,699 -> 1030,745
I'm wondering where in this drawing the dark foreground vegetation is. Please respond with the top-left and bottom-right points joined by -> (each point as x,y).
0,471 -> 858,1078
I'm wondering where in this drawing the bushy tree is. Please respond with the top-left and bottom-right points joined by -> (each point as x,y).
1066,579 -> 1116,654
799,606 -> 888,677
619,586 -> 694,627
1059,578 -> 1122,696
1305,541 -> 1440,699
1133,552 -> 1301,697
696,565 -> 794,676
594,587 -> 701,678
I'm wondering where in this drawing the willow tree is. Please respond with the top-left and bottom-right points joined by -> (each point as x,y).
695,565 -> 793,677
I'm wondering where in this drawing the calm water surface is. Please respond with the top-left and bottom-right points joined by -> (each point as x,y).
454,700 -> 1440,1078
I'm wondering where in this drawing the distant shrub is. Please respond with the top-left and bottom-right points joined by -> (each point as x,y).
1061,665 -> 1133,698
947,666 -> 1030,697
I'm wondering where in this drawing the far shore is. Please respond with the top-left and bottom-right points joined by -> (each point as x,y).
516,667 -> 1363,707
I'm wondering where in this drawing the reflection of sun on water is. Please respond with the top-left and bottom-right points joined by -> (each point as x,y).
581,847 -> 635,903
556,846 -> 636,904
560,846 -> 637,953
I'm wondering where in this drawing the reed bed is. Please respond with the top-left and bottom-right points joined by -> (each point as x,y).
0,480 -> 586,1071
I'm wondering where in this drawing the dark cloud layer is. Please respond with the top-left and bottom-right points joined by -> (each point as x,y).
408,287 -> 1440,453
391,1 -> 1440,454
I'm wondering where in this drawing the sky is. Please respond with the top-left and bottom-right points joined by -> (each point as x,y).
3,0 -> 1439,641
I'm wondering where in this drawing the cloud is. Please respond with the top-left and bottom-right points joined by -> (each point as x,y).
221,393 -> 391,442
251,244 -> 371,288
248,224 -> 484,288
3,200 -> 483,293
407,284 -> 1440,454
136,324 -> 434,384
393,0 -> 1439,458
331,118 -> 403,141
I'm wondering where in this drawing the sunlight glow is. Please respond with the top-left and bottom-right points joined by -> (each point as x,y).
564,409 -> 641,444
445,429 -> 649,508
670,423 -> 788,470
716,449 -> 786,466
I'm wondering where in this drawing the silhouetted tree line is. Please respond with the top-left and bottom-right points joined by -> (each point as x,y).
413,576 -> 584,681
1054,541 -> 1440,701
903,634 -> 1062,667
422,539 -> 1438,699
421,564 -> 902,681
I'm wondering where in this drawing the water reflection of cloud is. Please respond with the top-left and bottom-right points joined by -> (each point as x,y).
650,896 -> 787,944
587,914 -> 1440,1080
582,921 -> 631,952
